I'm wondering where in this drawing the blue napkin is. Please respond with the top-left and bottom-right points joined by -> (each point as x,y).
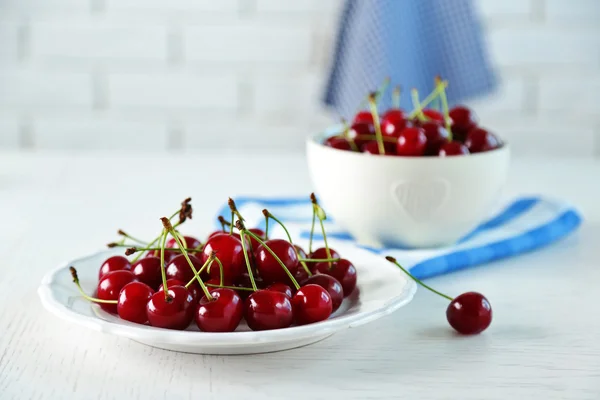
215,197 -> 582,280
324,0 -> 497,119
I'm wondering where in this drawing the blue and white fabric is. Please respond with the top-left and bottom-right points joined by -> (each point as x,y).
324,0 -> 497,120
215,197 -> 582,280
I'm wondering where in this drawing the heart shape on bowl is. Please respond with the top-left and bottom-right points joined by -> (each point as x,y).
391,179 -> 450,222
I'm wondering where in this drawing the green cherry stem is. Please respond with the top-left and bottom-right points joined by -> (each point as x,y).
300,258 -> 340,263
340,118 -> 359,151
310,193 -> 332,264
117,230 -> 148,246
123,246 -> 200,256
131,210 -> 180,263
308,206 -> 316,255
207,283 -> 254,291
183,255 -> 218,288
241,226 -> 301,291
159,228 -> 170,300
69,267 -> 118,304
218,215 -> 230,232
385,256 -> 453,301
411,89 -> 427,122
392,85 -> 401,109
407,81 -> 448,119
236,222 -> 258,291
264,212 -> 270,240
161,217 -> 212,301
262,209 -> 312,277
368,93 -> 385,154
436,76 -> 453,141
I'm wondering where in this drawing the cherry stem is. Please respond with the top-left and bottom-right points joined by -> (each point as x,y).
313,204 -> 332,264
242,227 -> 301,290
238,228 -> 258,292
159,229 -> 170,301
264,212 -> 270,240
123,246 -> 200,256
340,118 -> 359,151
184,256 -> 218,288
131,209 -> 180,263
117,230 -> 147,246
411,89 -> 427,122
300,258 -> 340,262
69,267 -> 118,304
392,85 -> 401,109
436,76 -> 453,141
308,207 -> 316,254
368,93 -> 385,154
207,283 -> 254,292
356,76 -> 390,112
162,218 -> 212,301
218,215 -> 230,232
407,81 -> 448,119
263,209 -> 312,277
229,211 -> 234,235
385,256 -> 453,301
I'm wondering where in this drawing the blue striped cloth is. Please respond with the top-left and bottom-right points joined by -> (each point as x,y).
215,197 -> 582,280
324,0 -> 497,119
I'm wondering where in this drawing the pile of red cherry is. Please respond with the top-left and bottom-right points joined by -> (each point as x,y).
70,196 -> 357,332
324,78 -> 502,157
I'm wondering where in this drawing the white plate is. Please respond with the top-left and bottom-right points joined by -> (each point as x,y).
38,243 -> 416,355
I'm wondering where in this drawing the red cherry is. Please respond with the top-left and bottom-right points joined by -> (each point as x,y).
144,249 -> 173,263
450,105 -> 478,141
131,256 -> 162,291
207,230 -> 226,240
245,290 -> 293,331
294,245 -> 308,259
348,121 -> 376,148
167,235 -> 202,254
146,285 -> 195,330
421,122 -> 449,156
353,110 -> 374,124
361,141 -> 395,155
247,228 -> 266,250
292,284 -> 332,325
97,270 -> 137,314
158,279 -> 200,304
254,239 -> 299,284
294,266 -> 310,286
309,247 -> 340,260
396,127 -> 427,156
99,256 -> 131,280
117,281 -> 154,324
266,282 -> 294,298
422,108 -> 444,123
380,109 -> 407,138
446,292 -> 492,334
312,259 -> 357,297
464,127 -> 500,153
303,274 -> 344,312
201,234 -> 245,282
166,254 -> 204,286
438,141 -> 469,157
195,288 -> 244,332
324,136 -> 353,151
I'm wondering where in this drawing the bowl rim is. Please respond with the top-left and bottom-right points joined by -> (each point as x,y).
307,125 -> 510,160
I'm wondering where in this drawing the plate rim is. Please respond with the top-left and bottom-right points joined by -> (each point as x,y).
38,246 -> 417,346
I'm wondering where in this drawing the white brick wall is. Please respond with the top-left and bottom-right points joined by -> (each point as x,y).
0,0 -> 598,157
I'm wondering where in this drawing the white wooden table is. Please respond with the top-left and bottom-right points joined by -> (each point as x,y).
1,151 -> 599,400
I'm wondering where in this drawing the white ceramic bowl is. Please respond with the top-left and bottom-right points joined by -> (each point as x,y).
306,131 -> 510,248
38,244 -> 416,355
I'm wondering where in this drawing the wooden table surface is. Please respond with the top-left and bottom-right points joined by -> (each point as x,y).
1,151 -> 599,400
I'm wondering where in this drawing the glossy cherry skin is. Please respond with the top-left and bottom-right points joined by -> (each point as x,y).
294,245 -> 308,260
294,266 -> 310,286
450,105 -> 478,142
254,239 -> 299,285
158,279 -> 200,304
244,290 -> 293,331
422,108 -> 444,123
324,136 -> 353,151
247,228 -> 266,250
165,254 -> 205,286
353,110 -> 374,124
421,122 -> 449,155
167,235 -> 202,252
201,234 -> 245,282
361,140 -> 395,155
381,109 -> 408,138
465,127 -> 500,153
303,274 -> 344,312
438,141 -> 470,157
348,121 -> 376,148
207,230 -> 227,240
97,270 -> 137,314
396,127 -> 427,156
117,281 -> 154,324
99,256 -> 131,280
446,292 -> 492,334
312,259 -> 357,297
309,247 -> 340,260
195,288 -> 244,332
131,256 -> 162,291
146,285 -> 195,330
292,284 -> 332,325
266,282 -> 294,299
